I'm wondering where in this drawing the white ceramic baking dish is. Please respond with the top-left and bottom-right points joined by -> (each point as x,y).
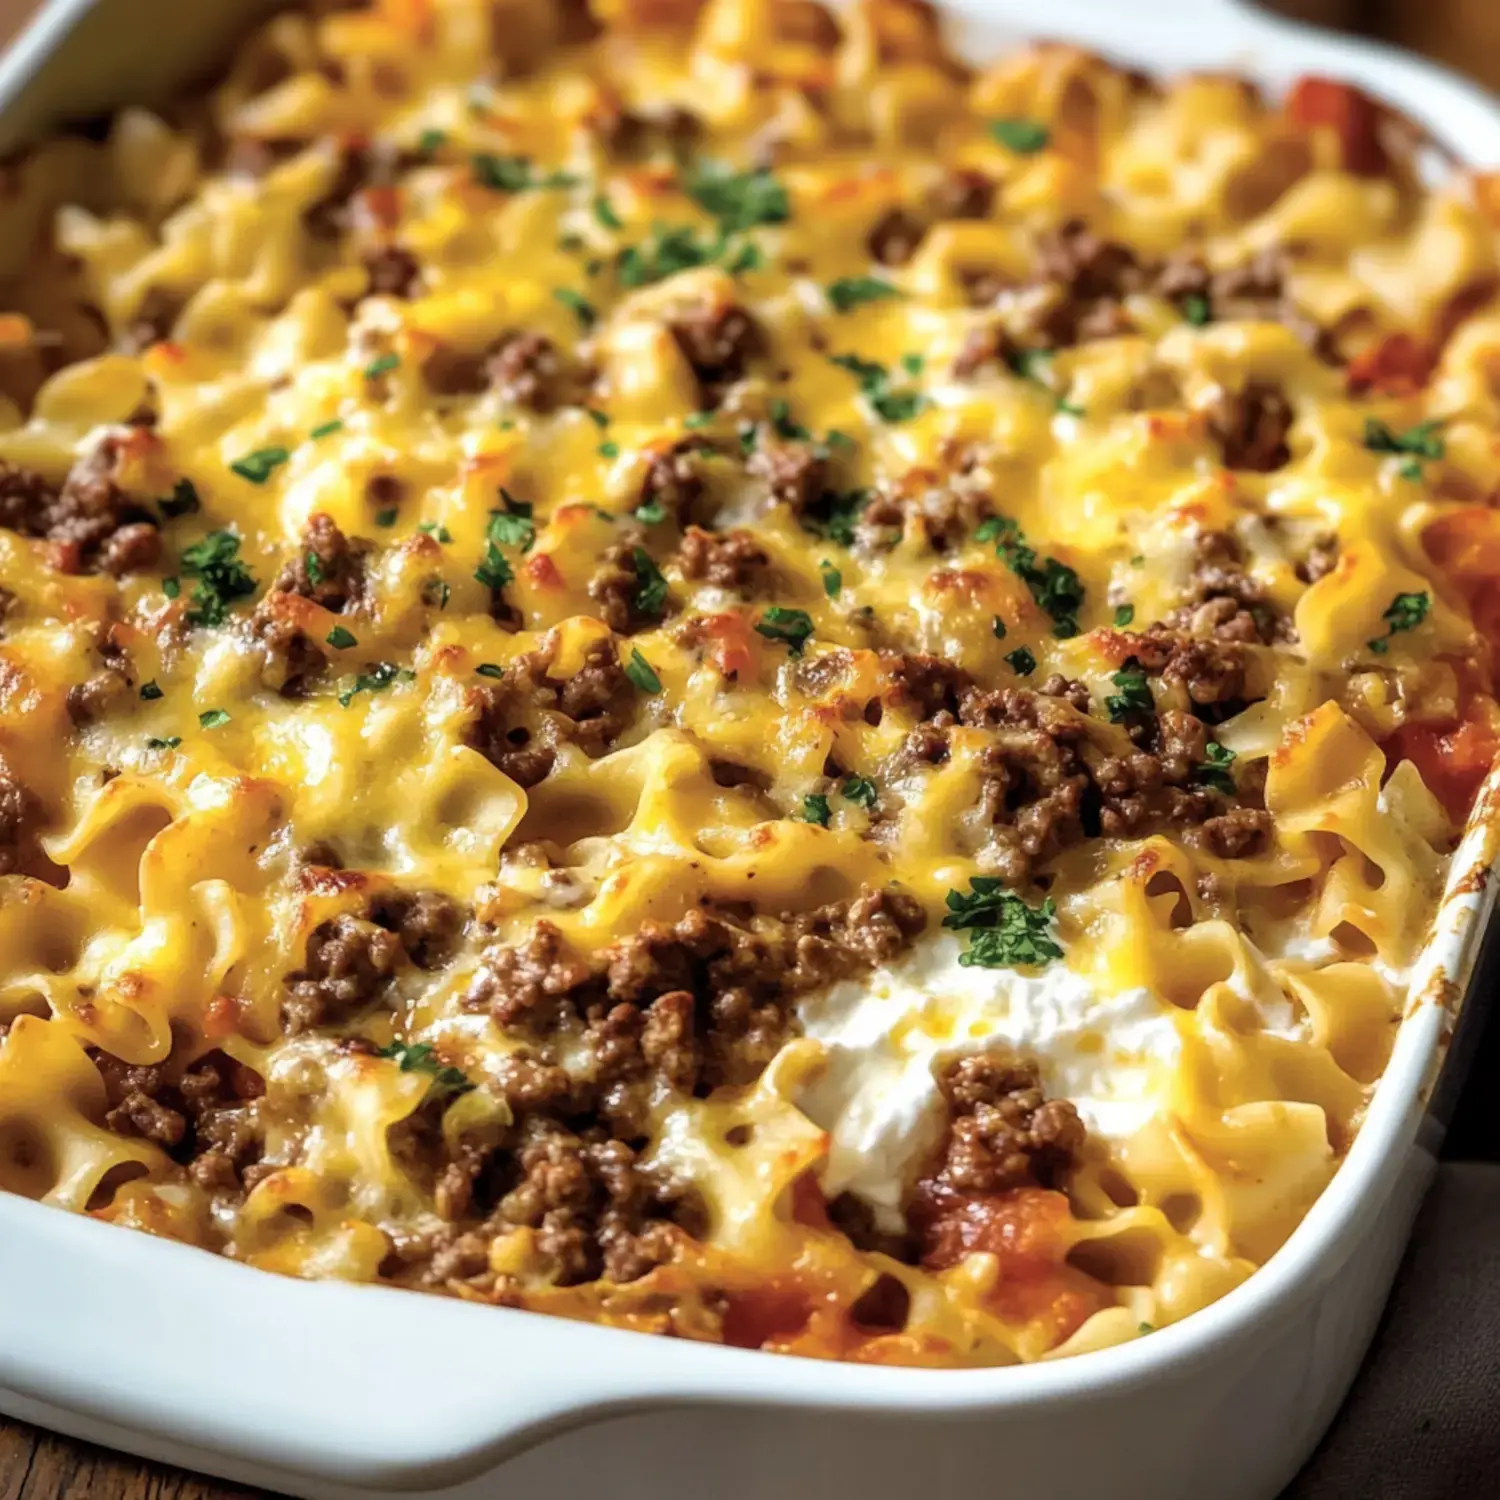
1,2 -> 1498,1497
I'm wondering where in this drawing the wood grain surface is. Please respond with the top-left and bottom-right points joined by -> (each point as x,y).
0,1416 -> 270,1500
0,1 -> 1492,1497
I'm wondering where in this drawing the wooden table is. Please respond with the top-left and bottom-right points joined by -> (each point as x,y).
0,0 -> 1494,1496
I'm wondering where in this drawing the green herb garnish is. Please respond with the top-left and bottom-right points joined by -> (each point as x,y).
827,277 -> 901,314
198,709 -> 230,729
1105,661 -> 1153,721
475,663 -> 505,680
1114,604 -> 1135,627
1005,646 -> 1036,676
943,878 -> 1062,967
1367,590 -> 1430,654
553,287 -> 596,329
230,447 -> 290,485
139,680 -> 163,701
632,547 -> 668,619
820,559 -> 842,598
754,606 -> 815,655
309,419 -> 344,440
829,352 -> 925,424
374,1040 -> 473,1097
180,530 -> 258,628
841,775 -> 877,809
158,479 -> 200,520
801,793 -> 831,826
470,153 -> 577,192
363,352 -> 400,380
686,162 -> 790,235
325,625 -> 358,649
1194,741 -> 1237,794
989,118 -> 1050,154
625,648 -> 662,693
338,661 -> 414,708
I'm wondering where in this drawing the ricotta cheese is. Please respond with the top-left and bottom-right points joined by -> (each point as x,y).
795,934 -> 1183,1227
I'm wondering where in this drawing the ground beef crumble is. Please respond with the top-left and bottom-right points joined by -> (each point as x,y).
466,634 -> 637,787
0,443 -> 161,577
909,1054 -> 1086,1269
382,887 -> 927,1292
677,525 -> 770,589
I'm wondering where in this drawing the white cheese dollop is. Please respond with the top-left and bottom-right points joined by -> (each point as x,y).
795,934 -> 1182,1228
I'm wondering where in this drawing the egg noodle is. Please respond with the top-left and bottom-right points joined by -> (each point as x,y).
0,0 -> 1497,1367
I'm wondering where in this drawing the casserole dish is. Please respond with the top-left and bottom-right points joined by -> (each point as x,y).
1,1 -> 1499,1497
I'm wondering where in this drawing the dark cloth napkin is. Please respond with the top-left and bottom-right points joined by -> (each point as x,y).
1282,1163 -> 1500,1498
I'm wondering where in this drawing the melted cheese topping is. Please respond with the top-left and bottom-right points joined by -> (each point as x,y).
0,0 -> 1497,1370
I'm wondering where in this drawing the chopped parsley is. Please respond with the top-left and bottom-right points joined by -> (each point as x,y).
598,441 -> 620,459
1182,294 -> 1212,327
943,878 -> 1062,968
800,488 -> 870,547
593,194 -> 623,230
553,287 -> 596,329
1367,590 -> 1430,654
754,606 -> 815,656
139,680 -> 163,701
230,447 -> 290,485
415,127 -> 447,156
338,661 -> 415,708
470,153 -> 577,192
632,547 -> 668,619
1105,661 -> 1153,721
1005,646 -> 1037,676
827,277 -> 901,314
146,736 -> 181,750
820,559 -> 842,598
901,353 -> 925,378
1005,347 -> 1083,414
583,406 -> 610,429
989,118 -> 1050,154
416,522 -> 452,544
979,515 -> 1085,638
625,648 -> 663,694
829,352 -> 925,424
684,411 -> 714,430
374,1040 -> 473,1097
425,578 -> 451,610
474,541 -> 514,591
198,709 -> 230,729
617,224 -> 728,288
304,551 -> 326,586
325,625 -> 358,649
1114,603 -> 1135,627
1364,418 -> 1444,482
309,418 -> 344,440
363,352 -> 400,379
841,775 -> 877,810
686,163 -> 790,235
488,495 -> 536,552
158,479 -> 200,520
180,530 -> 258,628
769,398 -> 812,443
374,508 -> 398,527
1194,740 -> 1237,795
992,615 -> 1007,640
474,663 -> 506,680
801,793 -> 831,826
634,498 -> 666,525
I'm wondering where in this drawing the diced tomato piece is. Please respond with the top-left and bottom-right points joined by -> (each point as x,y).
1286,76 -> 1387,176
1390,713 -> 1500,821
1346,334 -> 1434,397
